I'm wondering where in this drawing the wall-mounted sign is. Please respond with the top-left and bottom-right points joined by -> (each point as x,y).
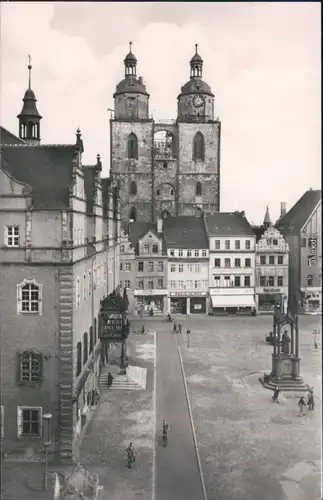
309,234 -> 317,264
263,288 -> 281,293
170,291 -> 207,297
134,289 -> 168,296
210,288 -> 253,296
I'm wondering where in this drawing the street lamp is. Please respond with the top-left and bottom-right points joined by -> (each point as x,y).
43,413 -> 52,491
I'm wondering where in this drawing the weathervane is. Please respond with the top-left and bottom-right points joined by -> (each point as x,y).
28,54 -> 32,89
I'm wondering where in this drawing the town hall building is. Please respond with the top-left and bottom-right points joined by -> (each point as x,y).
110,43 -> 221,222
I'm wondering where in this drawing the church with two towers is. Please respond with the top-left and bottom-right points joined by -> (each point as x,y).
110,43 -> 221,222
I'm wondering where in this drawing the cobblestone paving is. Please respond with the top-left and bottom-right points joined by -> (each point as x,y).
176,315 -> 321,500
78,331 -> 155,500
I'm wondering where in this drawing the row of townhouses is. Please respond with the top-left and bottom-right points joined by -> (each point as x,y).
120,194 -> 321,317
0,69 -> 122,462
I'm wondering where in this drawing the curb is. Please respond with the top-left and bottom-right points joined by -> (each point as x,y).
177,344 -> 208,500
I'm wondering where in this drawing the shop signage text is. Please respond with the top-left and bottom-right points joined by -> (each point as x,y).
170,291 -> 207,297
309,234 -> 317,264
210,288 -> 253,296
263,287 -> 281,293
134,289 -> 168,296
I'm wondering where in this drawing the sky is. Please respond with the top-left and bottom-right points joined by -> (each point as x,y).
1,2 -> 321,224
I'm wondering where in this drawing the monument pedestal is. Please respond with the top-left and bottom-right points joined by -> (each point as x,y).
260,354 -> 308,391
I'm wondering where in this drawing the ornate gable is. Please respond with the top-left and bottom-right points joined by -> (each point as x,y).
256,226 -> 289,252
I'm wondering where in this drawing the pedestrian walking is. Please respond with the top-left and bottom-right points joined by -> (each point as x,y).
173,323 -> 177,333
272,386 -> 280,403
307,388 -> 315,411
298,396 -> 307,416
107,372 -> 113,389
178,323 -> 182,334
141,324 -> 145,335
126,442 -> 136,468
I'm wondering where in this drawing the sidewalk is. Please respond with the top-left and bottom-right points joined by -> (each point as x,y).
77,330 -> 155,500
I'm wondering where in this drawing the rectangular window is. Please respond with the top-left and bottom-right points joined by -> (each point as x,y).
307,275 -> 313,286
119,262 -> 123,271
152,244 -> 158,254
214,258 -> 221,267
307,255 -> 314,267
187,250 -> 192,257
171,264 -> 176,272
244,276 -> 251,287
125,262 -> 131,271
178,249 -> 183,257
157,261 -> 164,272
194,280 -> 199,289
235,240 -> 240,250
224,276 -> 231,287
277,276 -> 284,286
213,275 -> 221,287
234,258 -> 241,268
194,264 -> 200,273
18,406 -> 42,437
169,281 -> 176,289
179,264 -> 184,273
76,278 -> 80,309
245,258 -> 251,267
269,256 -> 275,265
202,249 -> 207,257
178,280 -> 184,288
224,258 -> 231,268
20,351 -> 42,382
225,240 -> 230,250
188,264 -> 193,272
144,244 -> 149,253
301,238 -> 306,247
157,278 -> 164,289
260,256 -> 266,265
214,240 -> 220,250
245,240 -> 251,250
138,261 -> 144,272
148,262 -> 154,272
5,225 -> 20,247
119,281 -> 123,289
234,276 -> 241,287
194,250 -> 199,257
120,245 -> 125,253
170,249 -> 175,256
268,276 -> 275,287
260,276 -> 266,287
138,280 -> 144,289
273,239 -> 278,246
277,256 -> 283,265
124,280 -> 131,288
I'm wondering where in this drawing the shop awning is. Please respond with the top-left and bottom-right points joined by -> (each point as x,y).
211,295 -> 255,308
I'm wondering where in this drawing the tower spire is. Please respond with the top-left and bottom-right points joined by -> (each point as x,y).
28,54 -> 32,89
263,206 -> 272,229
124,41 -> 137,77
195,43 -> 198,54
190,43 -> 203,79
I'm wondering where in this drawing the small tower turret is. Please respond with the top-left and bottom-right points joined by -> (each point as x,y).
17,55 -> 42,145
263,206 -> 272,229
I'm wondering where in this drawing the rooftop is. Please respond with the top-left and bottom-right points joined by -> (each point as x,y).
276,189 -> 321,235
163,215 -> 208,249
205,212 -> 255,236
0,126 -> 25,145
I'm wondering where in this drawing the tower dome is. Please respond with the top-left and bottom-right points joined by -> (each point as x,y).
113,42 -> 150,120
177,44 -> 215,122
17,55 -> 42,144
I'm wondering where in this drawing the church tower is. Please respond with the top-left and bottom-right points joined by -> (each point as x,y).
17,55 -> 42,145
110,42 -> 154,222
176,44 -> 221,214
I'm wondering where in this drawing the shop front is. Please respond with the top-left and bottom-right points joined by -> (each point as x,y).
256,287 -> 288,314
134,289 -> 168,316
169,291 -> 208,315
301,287 -> 322,314
210,288 -> 256,316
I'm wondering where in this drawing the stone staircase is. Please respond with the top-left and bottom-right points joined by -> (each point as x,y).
99,365 -> 147,391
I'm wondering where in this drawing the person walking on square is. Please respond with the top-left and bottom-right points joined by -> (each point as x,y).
272,386 -> 280,403
298,396 -> 307,416
307,388 -> 315,411
178,323 -> 182,334
107,372 -> 113,389
173,323 -> 177,333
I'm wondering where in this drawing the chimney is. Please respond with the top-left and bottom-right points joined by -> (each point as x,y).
157,218 -> 163,233
280,202 -> 286,217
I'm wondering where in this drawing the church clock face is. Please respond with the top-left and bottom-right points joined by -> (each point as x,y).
193,94 -> 204,108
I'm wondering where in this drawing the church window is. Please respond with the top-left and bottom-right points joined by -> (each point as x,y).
128,133 -> 138,159
130,207 -> 137,221
196,182 -> 202,196
130,181 -> 137,196
157,189 -> 161,196
170,189 -> 174,195
163,161 -> 167,169
193,132 -> 205,161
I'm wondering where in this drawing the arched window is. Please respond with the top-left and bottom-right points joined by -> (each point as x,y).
130,181 -> 137,196
196,182 -> 202,196
83,333 -> 88,364
17,279 -> 42,315
76,342 -> 82,376
89,326 -> 94,354
128,133 -> 138,159
130,207 -> 137,221
193,132 -> 205,161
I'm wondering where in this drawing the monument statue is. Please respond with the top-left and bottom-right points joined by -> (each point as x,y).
282,330 -> 291,355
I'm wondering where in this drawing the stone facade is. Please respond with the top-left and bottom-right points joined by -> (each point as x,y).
111,45 -> 221,223
0,131 -> 121,462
